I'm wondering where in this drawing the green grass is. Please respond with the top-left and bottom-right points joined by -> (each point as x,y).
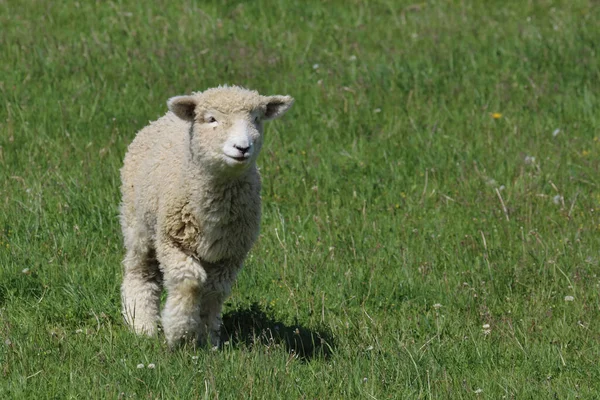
1,0 -> 599,398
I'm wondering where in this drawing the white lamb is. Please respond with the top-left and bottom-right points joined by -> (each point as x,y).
119,85 -> 294,347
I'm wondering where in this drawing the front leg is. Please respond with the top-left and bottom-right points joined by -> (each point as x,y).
156,238 -> 207,347
198,264 -> 239,348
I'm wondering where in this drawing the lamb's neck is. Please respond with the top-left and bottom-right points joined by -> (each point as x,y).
186,165 -> 259,199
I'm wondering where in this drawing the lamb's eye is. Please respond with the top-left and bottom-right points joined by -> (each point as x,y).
254,115 -> 260,123
206,116 -> 217,123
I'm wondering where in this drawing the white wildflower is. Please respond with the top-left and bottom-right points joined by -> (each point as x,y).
349,55 -> 357,61
524,155 -> 535,165
482,324 -> 491,335
136,363 -> 145,369
312,64 -> 319,70
552,128 -> 560,137
474,388 -> 483,394
373,108 -> 381,113
553,195 -> 563,205
564,295 -> 574,302
433,303 -> 442,310
22,268 -> 30,274
147,363 -> 155,369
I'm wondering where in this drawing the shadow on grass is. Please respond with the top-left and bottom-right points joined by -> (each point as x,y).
221,302 -> 334,361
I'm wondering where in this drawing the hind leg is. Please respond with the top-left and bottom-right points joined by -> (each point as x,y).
198,290 -> 228,348
198,267 -> 237,348
121,224 -> 163,336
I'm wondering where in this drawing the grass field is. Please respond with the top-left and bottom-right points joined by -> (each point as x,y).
1,0 -> 599,398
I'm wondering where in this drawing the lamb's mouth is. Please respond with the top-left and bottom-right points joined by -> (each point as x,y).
226,154 -> 250,163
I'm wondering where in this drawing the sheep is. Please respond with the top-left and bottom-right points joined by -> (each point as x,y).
119,85 -> 294,347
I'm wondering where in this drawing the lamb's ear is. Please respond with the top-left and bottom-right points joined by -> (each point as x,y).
263,95 -> 294,120
167,95 -> 198,121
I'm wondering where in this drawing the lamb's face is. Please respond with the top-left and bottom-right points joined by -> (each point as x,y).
197,108 -> 264,169
167,86 -> 294,175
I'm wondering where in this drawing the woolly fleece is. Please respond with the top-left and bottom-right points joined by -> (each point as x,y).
120,86 -> 294,347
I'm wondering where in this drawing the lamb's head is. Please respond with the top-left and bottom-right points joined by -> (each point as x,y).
167,86 -> 294,175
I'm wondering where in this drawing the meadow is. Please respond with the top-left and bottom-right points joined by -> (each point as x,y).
1,0 -> 599,398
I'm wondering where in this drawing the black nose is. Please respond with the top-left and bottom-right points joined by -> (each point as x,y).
234,144 -> 251,154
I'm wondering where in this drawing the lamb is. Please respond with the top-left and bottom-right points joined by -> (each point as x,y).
119,85 -> 294,347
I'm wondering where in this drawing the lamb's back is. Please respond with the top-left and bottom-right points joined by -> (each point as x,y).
120,113 -> 189,228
